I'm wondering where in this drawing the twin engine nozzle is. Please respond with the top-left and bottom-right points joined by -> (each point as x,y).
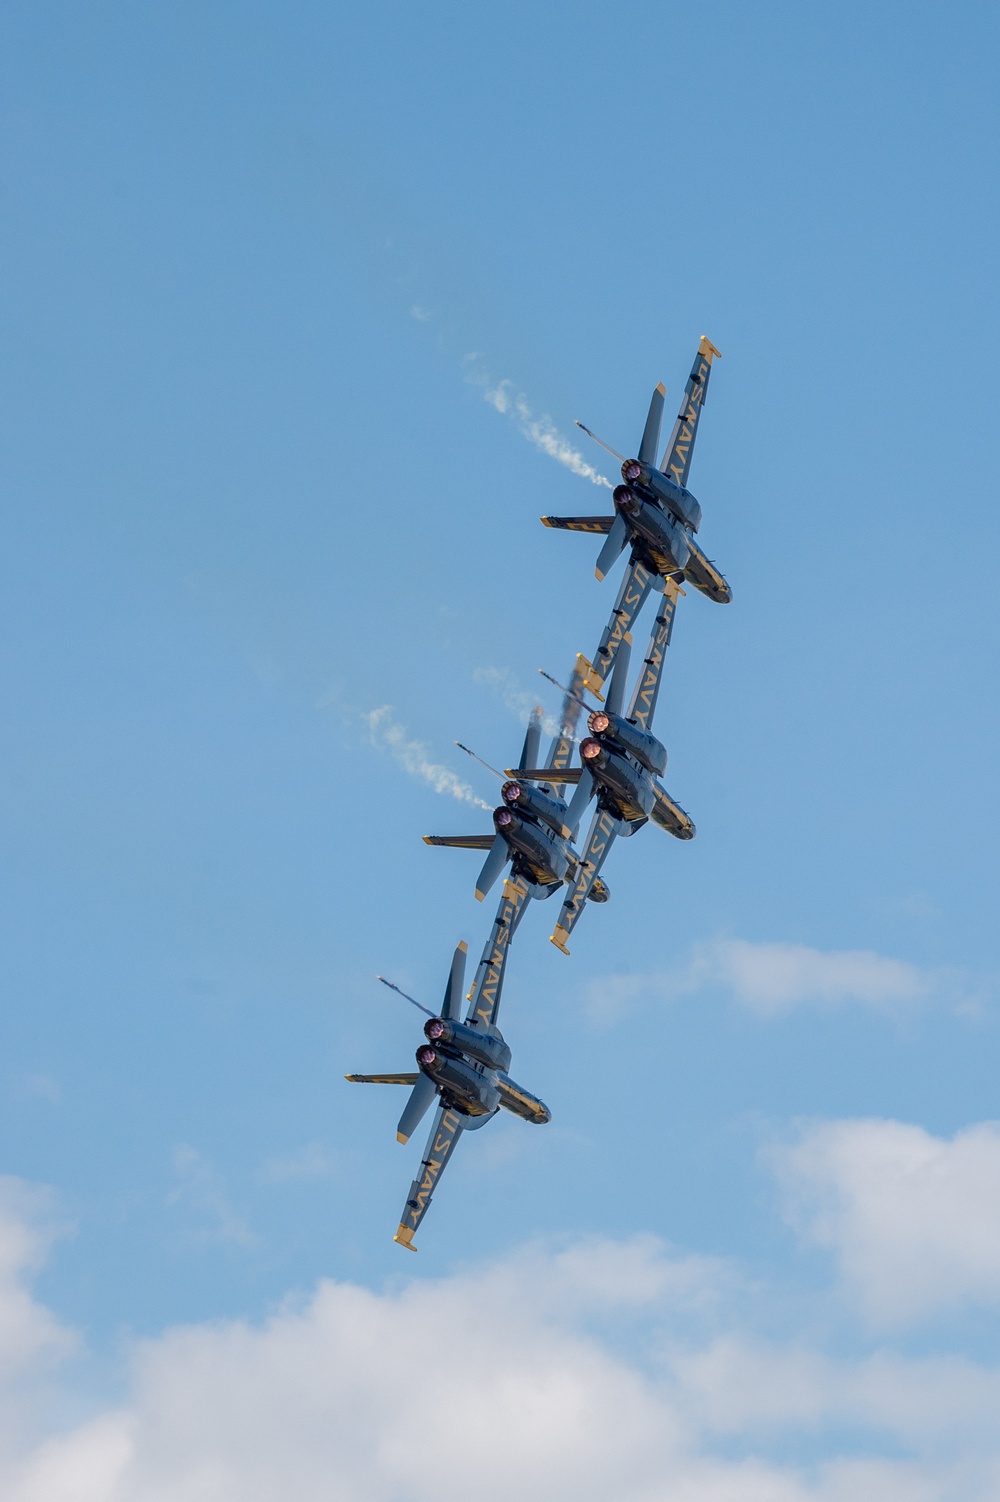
421,1015 -> 513,1073
495,779 -> 571,842
583,710 -> 668,779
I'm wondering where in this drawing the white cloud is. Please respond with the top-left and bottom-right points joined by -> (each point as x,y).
464,356 -> 612,489
688,939 -> 930,1017
585,938 -> 979,1021
4,1189 -> 1000,1499
772,1118 -> 1000,1325
362,706 -> 492,811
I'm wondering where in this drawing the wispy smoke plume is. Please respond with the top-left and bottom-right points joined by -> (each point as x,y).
464,357 -> 612,489
473,667 -> 562,740
362,706 -> 492,811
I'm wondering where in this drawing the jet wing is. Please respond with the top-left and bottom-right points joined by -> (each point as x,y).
346,1073 -> 420,1085
422,834 -> 496,850
507,767 -> 582,783
394,1102 -> 466,1251
541,515 -> 615,534
465,874 -> 530,1031
577,557 -> 657,697
627,577 -> 682,732
660,335 -> 721,490
550,806 -> 623,954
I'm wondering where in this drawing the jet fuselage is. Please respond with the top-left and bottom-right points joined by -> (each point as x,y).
493,805 -> 569,889
622,458 -> 702,533
579,736 -> 696,840
587,708 -> 666,777
416,1023 -> 550,1127
492,798 -> 610,902
579,738 -> 653,826
615,462 -> 732,606
614,484 -> 691,575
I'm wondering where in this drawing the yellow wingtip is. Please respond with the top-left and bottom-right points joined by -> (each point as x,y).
698,335 -> 722,361
396,1131 -> 410,1144
394,1225 -> 418,1251
550,928 -> 571,956
656,381 -> 666,395
457,939 -> 468,953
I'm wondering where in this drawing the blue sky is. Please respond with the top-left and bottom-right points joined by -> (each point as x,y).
2,2 -> 1000,1496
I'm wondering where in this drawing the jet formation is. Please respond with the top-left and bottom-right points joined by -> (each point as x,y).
348,336 -> 731,1248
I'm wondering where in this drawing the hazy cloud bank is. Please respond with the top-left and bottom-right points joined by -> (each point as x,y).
587,937 -> 983,1021
773,1117 -> 1000,1326
5,1159 -> 1000,1499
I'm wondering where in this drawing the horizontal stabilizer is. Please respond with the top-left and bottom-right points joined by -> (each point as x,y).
346,1073 -> 419,1085
506,766 -> 582,784
423,834 -> 496,850
541,515 -> 615,533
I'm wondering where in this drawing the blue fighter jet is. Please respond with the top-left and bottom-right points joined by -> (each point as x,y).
347,927 -> 549,1249
542,336 -> 731,699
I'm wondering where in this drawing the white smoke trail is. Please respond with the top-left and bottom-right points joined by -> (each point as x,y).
472,667 -> 562,741
465,357 -> 612,489
362,706 -> 492,811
